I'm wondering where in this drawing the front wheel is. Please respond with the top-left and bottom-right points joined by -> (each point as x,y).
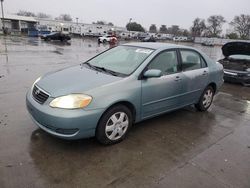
96,105 -> 133,145
195,86 -> 214,111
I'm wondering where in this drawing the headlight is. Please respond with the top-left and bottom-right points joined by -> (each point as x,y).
49,94 -> 92,109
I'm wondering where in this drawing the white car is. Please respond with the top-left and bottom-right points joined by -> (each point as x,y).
98,35 -> 117,43
173,36 -> 188,41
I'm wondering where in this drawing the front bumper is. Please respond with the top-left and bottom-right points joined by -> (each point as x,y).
223,69 -> 250,86
26,89 -> 105,140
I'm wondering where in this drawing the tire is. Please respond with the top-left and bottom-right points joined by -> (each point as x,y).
195,86 -> 214,111
96,105 -> 133,145
103,39 -> 107,43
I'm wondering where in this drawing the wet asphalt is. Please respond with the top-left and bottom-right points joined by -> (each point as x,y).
0,36 -> 250,188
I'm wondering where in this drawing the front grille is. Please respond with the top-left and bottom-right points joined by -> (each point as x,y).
32,85 -> 49,104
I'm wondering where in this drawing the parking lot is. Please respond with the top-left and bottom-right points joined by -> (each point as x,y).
0,36 -> 250,188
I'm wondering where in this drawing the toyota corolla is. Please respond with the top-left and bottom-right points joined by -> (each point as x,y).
26,43 -> 223,144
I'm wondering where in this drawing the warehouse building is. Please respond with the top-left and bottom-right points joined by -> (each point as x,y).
0,14 -> 38,34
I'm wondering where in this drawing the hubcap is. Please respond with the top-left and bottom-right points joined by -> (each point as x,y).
105,112 -> 129,141
203,89 -> 213,108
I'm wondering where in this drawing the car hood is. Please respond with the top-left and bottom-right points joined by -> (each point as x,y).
222,42 -> 250,57
36,65 -> 122,97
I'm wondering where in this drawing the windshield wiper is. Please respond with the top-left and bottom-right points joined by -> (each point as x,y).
93,66 -> 120,76
82,63 -> 120,76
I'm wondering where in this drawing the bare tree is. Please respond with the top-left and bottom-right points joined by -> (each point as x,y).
168,25 -> 180,36
55,14 -> 72,21
190,18 -> 206,37
93,21 -> 105,25
226,32 -> 239,39
36,12 -> 51,19
207,15 -> 226,37
182,29 -> 190,37
17,10 -> 35,17
230,14 -> 250,39
108,22 -> 114,26
159,25 -> 167,33
149,24 -> 157,33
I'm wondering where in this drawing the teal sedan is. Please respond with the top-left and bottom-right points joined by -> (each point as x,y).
26,43 -> 223,144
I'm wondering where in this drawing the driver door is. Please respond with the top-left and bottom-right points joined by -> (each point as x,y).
141,50 -> 187,119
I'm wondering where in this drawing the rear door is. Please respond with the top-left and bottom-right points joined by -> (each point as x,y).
179,49 -> 209,105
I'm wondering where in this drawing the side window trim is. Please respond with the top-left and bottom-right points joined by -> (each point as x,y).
200,56 -> 208,68
178,49 -> 208,72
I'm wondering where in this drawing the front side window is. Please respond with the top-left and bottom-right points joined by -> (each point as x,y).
147,50 -> 179,75
86,46 -> 154,75
180,50 -> 205,71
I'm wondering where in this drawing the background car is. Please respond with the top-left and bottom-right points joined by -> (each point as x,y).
218,41 -> 250,86
26,43 -> 223,145
141,36 -> 156,42
41,32 -> 71,42
202,41 -> 215,47
98,35 -> 117,43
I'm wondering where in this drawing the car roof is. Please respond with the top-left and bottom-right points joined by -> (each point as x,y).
122,42 -> 194,50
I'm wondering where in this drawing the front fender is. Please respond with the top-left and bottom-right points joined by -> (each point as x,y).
84,77 -> 142,122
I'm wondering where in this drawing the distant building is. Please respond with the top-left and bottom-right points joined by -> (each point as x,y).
36,18 -> 73,34
0,15 -> 127,37
0,14 -> 38,34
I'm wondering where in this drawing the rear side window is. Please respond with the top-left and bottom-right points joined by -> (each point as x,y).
180,50 -> 206,71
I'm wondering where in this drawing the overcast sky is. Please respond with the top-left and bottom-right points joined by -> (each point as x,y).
3,0 -> 250,29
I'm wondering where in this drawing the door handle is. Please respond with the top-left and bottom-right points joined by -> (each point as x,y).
174,76 -> 182,81
202,70 -> 208,75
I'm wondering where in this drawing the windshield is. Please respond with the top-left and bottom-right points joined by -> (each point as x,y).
86,46 -> 154,75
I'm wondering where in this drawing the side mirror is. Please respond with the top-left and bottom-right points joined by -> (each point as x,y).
143,69 -> 162,78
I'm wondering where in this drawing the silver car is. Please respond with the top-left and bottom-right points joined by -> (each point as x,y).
26,43 -> 224,144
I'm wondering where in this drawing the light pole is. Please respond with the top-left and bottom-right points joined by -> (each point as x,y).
0,0 -> 5,33
128,18 -> 132,38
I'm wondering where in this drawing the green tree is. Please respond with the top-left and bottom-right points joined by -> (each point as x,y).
207,15 -> 226,37
159,25 -> 167,33
126,22 -> 145,32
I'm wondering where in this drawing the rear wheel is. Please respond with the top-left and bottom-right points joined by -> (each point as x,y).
96,105 -> 132,145
195,86 -> 214,111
